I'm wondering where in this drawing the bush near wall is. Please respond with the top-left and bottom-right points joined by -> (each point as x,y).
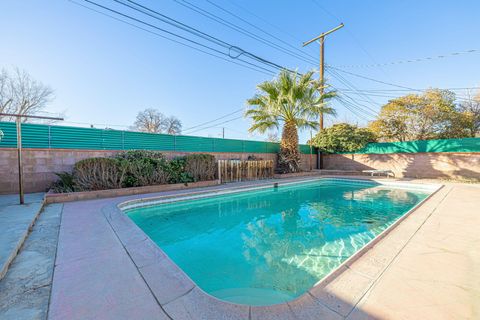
50,151 -> 217,193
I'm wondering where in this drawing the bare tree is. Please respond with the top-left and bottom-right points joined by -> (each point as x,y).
132,108 -> 182,134
0,68 -> 54,122
162,116 -> 182,134
0,69 -> 12,114
133,108 -> 165,133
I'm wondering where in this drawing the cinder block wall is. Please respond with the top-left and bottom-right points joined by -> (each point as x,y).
323,153 -> 480,180
0,148 -> 316,194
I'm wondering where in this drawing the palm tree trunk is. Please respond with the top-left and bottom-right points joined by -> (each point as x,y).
278,121 -> 301,173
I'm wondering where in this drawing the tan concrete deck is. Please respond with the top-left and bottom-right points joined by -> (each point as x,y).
47,177 -> 480,319
345,181 -> 480,320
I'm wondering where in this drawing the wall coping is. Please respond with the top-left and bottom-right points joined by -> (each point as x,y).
45,180 -> 220,204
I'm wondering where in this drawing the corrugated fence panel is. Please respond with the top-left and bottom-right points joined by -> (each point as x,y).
0,121 -> 314,153
354,137 -> 480,154
21,123 -> 50,148
175,135 -> 214,152
299,144 -> 315,154
243,140 -> 267,153
50,125 -> 104,149
214,138 -> 244,153
123,131 -> 175,151
0,121 -> 17,147
265,142 -> 280,153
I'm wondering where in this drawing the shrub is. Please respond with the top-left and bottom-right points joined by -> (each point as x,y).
165,158 -> 193,184
184,154 -> 216,182
50,151 -> 219,193
114,150 -> 166,161
73,158 -> 126,191
50,172 -> 75,193
115,151 -> 170,187
311,123 -> 377,153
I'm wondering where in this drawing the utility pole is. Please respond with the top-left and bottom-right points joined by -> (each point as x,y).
0,113 -> 63,204
303,23 -> 344,131
222,127 -> 225,139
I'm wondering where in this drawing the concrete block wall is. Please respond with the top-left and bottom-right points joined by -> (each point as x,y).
0,148 -> 316,194
323,152 -> 480,180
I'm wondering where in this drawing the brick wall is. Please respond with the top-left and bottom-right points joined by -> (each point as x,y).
323,153 -> 480,180
0,148 -> 317,194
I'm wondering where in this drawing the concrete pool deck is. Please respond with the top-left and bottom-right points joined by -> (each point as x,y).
31,177 -> 480,319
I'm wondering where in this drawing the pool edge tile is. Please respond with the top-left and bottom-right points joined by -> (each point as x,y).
163,286 -> 250,320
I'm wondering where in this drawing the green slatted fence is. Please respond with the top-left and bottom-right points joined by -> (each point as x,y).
0,121 -> 315,154
351,137 -> 480,154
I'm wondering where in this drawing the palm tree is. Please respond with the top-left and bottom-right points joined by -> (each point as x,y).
245,70 -> 336,173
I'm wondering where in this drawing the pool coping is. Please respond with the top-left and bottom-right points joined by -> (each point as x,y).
102,177 -> 443,319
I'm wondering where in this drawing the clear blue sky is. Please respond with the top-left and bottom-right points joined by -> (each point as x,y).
1,0 -> 479,143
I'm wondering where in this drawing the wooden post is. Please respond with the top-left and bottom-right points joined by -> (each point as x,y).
217,160 -> 221,183
16,118 -> 24,204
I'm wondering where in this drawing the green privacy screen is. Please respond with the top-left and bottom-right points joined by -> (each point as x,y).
0,121 -> 315,154
352,137 -> 480,154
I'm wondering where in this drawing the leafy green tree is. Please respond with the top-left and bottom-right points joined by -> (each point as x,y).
246,70 -> 335,172
369,89 -> 467,141
311,123 -> 376,153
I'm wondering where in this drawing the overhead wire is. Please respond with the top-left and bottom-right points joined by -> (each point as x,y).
183,115 -> 244,134
182,108 -> 244,132
334,49 -> 479,68
79,0 -> 294,75
172,0 -> 318,66
205,0 -> 319,62
69,0 -> 276,76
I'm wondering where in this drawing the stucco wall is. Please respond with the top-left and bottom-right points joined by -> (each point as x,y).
323,152 -> 480,180
0,148 -> 316,194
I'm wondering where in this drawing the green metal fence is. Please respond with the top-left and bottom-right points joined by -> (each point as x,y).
0,121 -> 314,154
352,137 -> 480,154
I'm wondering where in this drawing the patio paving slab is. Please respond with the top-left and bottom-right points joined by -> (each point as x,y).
0,192 -> 44,279
48,200 -> 170,320
0,203 -> 62,320
346,184 -> 480,320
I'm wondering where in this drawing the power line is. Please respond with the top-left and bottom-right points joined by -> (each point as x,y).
310,0 -> 394,81
225,0 -> 313,51
69,0 -> 276,76
172,0 -> 318,66
116,0 -> 291,73
182,108 -> 244,132
327,65 -> 416,90
334,49 -> 479,68
337,86 -> 480,92
184,115 -> 244,134
79,0 -> 293,75
205,0 -> 318,62
327,68 -> 382,109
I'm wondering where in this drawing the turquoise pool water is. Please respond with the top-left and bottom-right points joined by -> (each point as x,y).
125,179 -> 431,306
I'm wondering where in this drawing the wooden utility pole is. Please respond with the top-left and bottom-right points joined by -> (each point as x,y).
303,23 -> 344,131
0,113 -> 63,204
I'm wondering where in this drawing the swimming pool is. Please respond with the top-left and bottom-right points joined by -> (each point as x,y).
124,178 -> 434,306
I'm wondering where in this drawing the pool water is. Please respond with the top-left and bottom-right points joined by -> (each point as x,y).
125,179 -> 431,306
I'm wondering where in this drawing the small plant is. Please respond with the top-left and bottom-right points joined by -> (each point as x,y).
50,172 -> 75,193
